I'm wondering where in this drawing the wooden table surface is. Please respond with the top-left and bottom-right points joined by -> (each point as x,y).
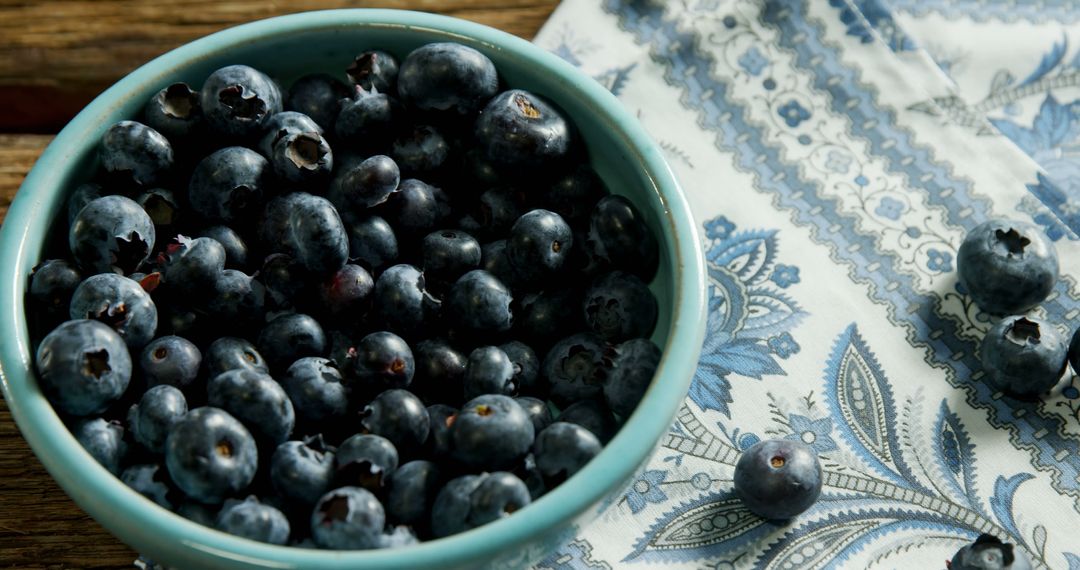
0,2 -> 558,567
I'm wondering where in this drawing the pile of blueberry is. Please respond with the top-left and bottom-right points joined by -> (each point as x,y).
27,42 -> 664,549
958,218 -> 1073,401
727,218 -> 1067,567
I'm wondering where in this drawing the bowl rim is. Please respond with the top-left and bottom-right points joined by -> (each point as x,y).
0,8 -> 707,569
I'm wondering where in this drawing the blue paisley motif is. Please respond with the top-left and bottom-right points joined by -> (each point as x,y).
755,509 -> 972,568
823,324 -> 924,489
934,401 -> 980,509
990,473 -> 1035,541
624,492 -> 775,563
828,0 -> 916,52
690,217 -> 807,416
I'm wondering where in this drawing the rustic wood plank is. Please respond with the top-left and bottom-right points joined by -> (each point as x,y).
0,133 -> 137,568
0,0 -> 561,131
0,134 -> 50,222
0,398 -> 140,568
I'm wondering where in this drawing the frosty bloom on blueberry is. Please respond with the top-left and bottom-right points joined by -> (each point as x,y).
979,316 -> 1067,398
957,218 -> 1058,315
733,438 -> 822,520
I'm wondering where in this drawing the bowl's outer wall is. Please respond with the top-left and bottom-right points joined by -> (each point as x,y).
0,10 -> 706,570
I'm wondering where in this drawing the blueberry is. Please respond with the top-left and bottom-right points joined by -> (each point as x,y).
411,340 -> 467,406
459,187 -> 530,241
257,313 -> 327,373
69,195 -> 155,275
445,270 -> 513,338
558,398 -> 617,444
950,534 -> 1032,570
317,264 -> 374,321
467,471 -> 531,527
450,394 -> 535,471
121,463 -> 176,508
477,240 -> 520,292
329,155 -> 400,213
335,87 -> 401,148
513,396 -> 552,438
532,422 -> 602,488
544,165 -> 607,228
208,368 -> 295,446
159,236 -> 227,301
604,338 -> 660,417
515,453 -> 547,501
311,486 -> 385,550
588,195 -> 659,280
475,90 -> 571,172
271,130 -> 333,186
426,404 -> 457,459
177,500 -> 221,527
379,526 -> 419,548
381,178 -> 451,237
200,64 -> 282,138
391,124 -> 449,176
190,147 -> 272,229
157,305 -> 203,342
507,209 -> 573,283
136,187 -> 181,233
35,319 -> 132,416
361,389 -> 430,456
347,50 -> 399,94
542,332 -> 612,407
259,254 -> 310,311
100,120 -> 174,187
733,438 -> 822,520
216,496 -> 290,545
345,214 -> 399,273
979,316 -> 1067,398
206,269 -> 266,327
164,407 -> 259,504
957,219 -> 1058,315
261,192 -> 349,275
397,43 -> 498,115
423,229 -> 481,290
286,74 -> 350,132
336,433 -> 399,493
500,341 -> 540,397
386,459 -> 442,528
351,331 -> 415,390
66,182 -> 102,228
258,111 -> 324,158
583,271 -> 657,343
271,436 -> 335,507
28,259 -> 83,321
143,83 -> 202,141
1070,326 -> 1080,377
129,384 -> 188,453
374,264 -> 433,339
463,346 -> 516,401
196,226 -> 249,270
204,336 -> 269,380
460,148 -> 503,187
72,417 -> 128,475
429,474 -> 483,538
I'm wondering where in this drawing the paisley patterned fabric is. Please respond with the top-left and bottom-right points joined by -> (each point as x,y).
527,1 -> 1080,568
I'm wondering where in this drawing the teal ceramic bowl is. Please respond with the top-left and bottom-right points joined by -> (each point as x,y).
0,9 -> 706,569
